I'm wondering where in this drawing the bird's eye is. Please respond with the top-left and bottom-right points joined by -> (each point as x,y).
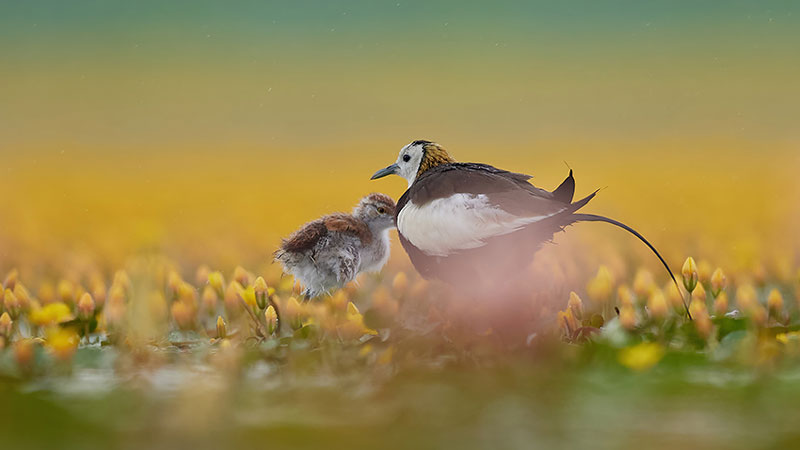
402,154 -> 411,162
377,207 -> 386,214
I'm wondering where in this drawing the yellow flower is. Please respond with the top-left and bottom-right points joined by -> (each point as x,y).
682,257 -> 698,293
776,331 -> 800,344
0,312 -> 12,338
618,342 -> 664,371
391,272 -> 409,297
45,327 -> 79,362
3,269 -> 18,291
338,302 -> 377,340
633,269 -> 655,300
767,288 -> 784,314
171,300 -> 196,330
239,285 -> 257,308
208,271 -> 225,297
77,293 -> 96,320
689,300 -> 712,339
617,285 -> 635,308
13,339 -> 36,369
233,266 -> 252,287
3,289 -> 20,318
253,276 -> 269,310
285,297 -> 304,330
195,264 -> 211,286
710,268 -> 727,298
224,281 -> 244,312
29,302 -> 75,327
619,305 -> 637,331
691,283 -> 707,304
202,285 -> 217,312
331,289 -> 349,311
713,291 -> 729,316
113,270 -> 132,293
647,290 -> 668,320
567,291 -> 583,320
216,316 -> 227,339
697,260 -> 713,285
57,279 -> 75,304
13,284 -> 31,311
265,305 -> 278,335
735,284 -> 758,311
587,265 -> 614,304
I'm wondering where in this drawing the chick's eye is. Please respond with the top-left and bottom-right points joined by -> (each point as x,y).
402,154 -> 411,162
377,207 -> 386,214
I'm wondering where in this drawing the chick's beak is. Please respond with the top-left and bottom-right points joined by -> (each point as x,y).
370,163 -> 399,180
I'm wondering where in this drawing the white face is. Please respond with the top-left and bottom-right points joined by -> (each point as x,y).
393,142 -> 425,187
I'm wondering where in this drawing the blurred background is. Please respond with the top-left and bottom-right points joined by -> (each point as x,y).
1,0 -> 798,275
3,3 -> 800,449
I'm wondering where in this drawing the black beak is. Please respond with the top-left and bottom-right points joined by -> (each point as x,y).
370,163 -> 399,180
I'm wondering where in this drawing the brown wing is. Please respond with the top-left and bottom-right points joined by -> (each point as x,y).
323,214 -> 372,245
280,220 -> 328,253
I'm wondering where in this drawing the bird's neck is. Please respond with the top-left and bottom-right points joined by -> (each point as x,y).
416,146 -> 454,179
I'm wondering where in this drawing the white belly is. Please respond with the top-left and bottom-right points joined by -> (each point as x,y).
397,194 -> 560,257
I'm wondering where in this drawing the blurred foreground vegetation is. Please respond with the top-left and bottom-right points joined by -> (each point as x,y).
2,251 -> 800,449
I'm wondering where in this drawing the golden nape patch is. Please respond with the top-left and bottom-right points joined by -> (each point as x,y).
417,143 -> 456,178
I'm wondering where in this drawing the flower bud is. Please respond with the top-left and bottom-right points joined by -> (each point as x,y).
253,276 -> 269,310
171,300 -> 195,330
216,316 -> 227,339
3,269 -> 18,291
233,266 -> 252,287
682,257 -> 698,293
239,286 -> 257,309
710,268 -> 727,298
57,280 -> 75,305
166,271 -> 183,298
567,291 -> 583,320
391,272 -> 409,297
587,265 -> 614,304
647,290 -> 669,320
557,309 -> 577,336
633,269 -> 655,300
735,284 -> 758,311
77,293 -> 96,320
113,270 -> 132,293
13,339 -> 35,369
692,283 -> 707,304
208,271 -> 225,298
767,288 -> 784,315
13,284 -> 31,311
195,265 -> 211,286
224,281 -> 243,312
202,285 -> 217,313
713,291 -> 729,316
46,327 -> 79,362
697,260 -> 712,285
617,285 -> 635,308
265,305 -> 278,335
285,297 -> 303,330
3,289 -> 20,318
619,305 -> 636,331
91,280 -> 107,310
0,312 -> 12,338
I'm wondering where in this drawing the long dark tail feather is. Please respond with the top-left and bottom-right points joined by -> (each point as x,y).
570,213 -> 692,320
552,169 -> 576,204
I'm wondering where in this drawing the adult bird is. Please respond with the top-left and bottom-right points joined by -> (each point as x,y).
371,140 -> 689,317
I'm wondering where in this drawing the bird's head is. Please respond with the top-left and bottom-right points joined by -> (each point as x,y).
371,140 -> 454,187
353,193 -> 397,230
